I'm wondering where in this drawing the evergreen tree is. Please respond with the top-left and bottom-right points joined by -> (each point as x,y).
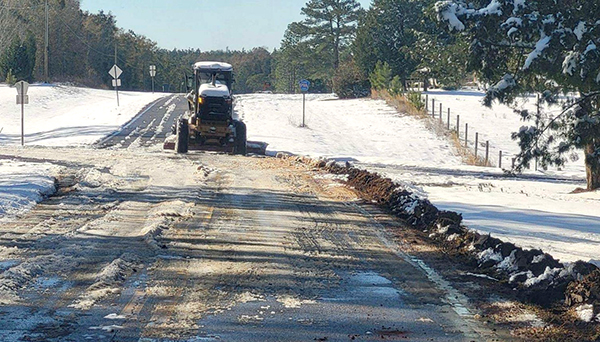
300,0 -> 363,70
0,34 -> 36,82
354,0 -> 468,90
369,61 -> 392,90
436,0 -> 600,190
353,0 -> 423,87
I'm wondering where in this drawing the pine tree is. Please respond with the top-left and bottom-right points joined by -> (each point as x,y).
354,0 -> 460,89
300,0 -> 362,70
436,0 -> 600,190
0,35 -> 36,82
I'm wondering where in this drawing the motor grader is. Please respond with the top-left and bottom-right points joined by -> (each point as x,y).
165,62 -> 247,154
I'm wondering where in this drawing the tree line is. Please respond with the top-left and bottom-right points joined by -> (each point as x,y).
0,0 -> 274,93
0,0 -> 469,95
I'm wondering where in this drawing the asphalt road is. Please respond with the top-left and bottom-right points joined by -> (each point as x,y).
96,94 -> 187,149
0,98 -> 509,341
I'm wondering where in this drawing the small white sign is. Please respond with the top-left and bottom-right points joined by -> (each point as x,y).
16,95 -> 29,105
15,81 -> 29,95
112,79 -> 122,87
109,65 -> 123,79
150,65 -> 156,71
150,70 -> 156,77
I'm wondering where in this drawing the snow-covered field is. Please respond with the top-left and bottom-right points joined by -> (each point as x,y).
0,83 -> 165,220
0,83 -> 165,146
239,92 -> 600,264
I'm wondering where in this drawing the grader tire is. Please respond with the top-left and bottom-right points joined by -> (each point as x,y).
175,118 -> 189,154
234,121 -> 247,156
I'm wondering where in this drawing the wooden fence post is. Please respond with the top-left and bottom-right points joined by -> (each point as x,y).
485,141 -> 490,165
475,132 -> 479,157
432,99 -> 435,117
439,103 -> 442,120
499,151 -> 503,168
447,109 -> 450,130
425,94 -> 429,112
465,123 -> 468,147
456,115 -> 460,135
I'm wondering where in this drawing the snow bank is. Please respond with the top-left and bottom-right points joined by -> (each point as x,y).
0,161 -> 59,220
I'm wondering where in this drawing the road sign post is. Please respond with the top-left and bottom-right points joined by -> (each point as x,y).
109,64 -> 123,107
15,81 -> 29,146
299,80 -> 310,128
149,65 -> 156,93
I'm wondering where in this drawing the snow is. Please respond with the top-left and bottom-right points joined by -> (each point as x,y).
436,0 -> 504,32
0,83 -> 165,221
436,1 -> 466,32
0,84 -> 165,146
475,0 -> 503,16
523,35 -> 551,70
584,42 -> 597,55
194,61 -> 233,71
0,161 -> 59,221
576,304 -> 594,322
239,91 -> 600,264
238,94 -> 460,168
199,83 -> 230,97
562,51 -> 579,76
507,27 -> 519,37
490,74 -> 516,92
512,0 -> 525,13
574,22 -> 586,41
503,17 -> 523,27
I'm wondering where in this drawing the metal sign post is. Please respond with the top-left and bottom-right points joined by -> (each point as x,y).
15,81 -> 29,146
109,64 -> 123,106
299,80 -> 310,128
149,65 -> 156,93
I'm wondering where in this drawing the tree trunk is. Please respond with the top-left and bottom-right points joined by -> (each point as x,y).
585,141 -> 600,191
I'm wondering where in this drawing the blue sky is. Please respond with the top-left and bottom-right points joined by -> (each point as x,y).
80,0 -> 372,52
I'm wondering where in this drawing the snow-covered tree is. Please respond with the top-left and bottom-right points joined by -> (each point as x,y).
435,0 -> 600,190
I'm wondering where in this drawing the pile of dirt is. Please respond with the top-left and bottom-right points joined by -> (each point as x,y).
280,154 -> 600,314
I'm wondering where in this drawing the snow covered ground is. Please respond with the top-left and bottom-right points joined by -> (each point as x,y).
238,92 -> 600,264
0,83 -> 165,146
0,161 -> 59,221
0,83 -> 166,220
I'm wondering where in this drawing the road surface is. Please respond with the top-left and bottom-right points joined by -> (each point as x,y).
0,95 -> 509,341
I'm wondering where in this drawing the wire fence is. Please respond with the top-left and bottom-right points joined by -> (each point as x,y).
420,93 -> 536,171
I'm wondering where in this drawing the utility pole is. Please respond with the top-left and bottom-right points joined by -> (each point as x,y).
114,41 -> 120,106
44,0 -> 49,83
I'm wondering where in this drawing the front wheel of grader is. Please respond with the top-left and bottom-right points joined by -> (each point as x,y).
233,121 -> 247,156
175,118 -> 189,154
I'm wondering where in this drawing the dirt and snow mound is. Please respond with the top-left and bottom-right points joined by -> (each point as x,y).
141,200 -> 194,250
282,154 -> 600,310
71,253 -> 141,310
